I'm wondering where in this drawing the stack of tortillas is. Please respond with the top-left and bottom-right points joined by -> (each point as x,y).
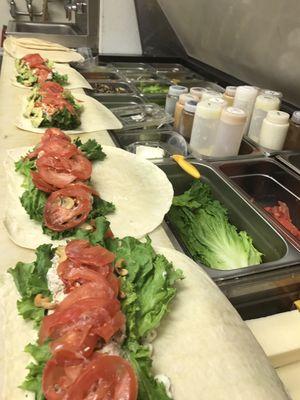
4,36 -> 84,63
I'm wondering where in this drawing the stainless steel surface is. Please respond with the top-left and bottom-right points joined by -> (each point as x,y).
158,0 -> 300,106
112,129 -> 188,158
6,0 -> 99,49
246,136 -> 291,157
65,0 -> 87,21
277,152 -> 300,175
9,0 -> 43,19
191,138 -> 263,162
158,160 -> 300,282
217,158 -> 300,249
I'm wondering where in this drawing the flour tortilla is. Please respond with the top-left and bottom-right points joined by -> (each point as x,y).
16,92 -> 122,134
10,37 -> 70,51
4,36 -> 84,63
12,63 -> 92,90
3,145 -> 173,249
0,246 -> 290,400
152,247 -> 290,400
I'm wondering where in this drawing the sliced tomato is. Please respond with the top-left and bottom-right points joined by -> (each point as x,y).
22,53 -> 46,68
66,240 -> 115,269
39,297 -> 120,344
37,67 -> 51,83
42,357 -> 76,400
59,266 -> 112,292
65,354 -> 138,400
50,326 -> 98,361
42,128 -> 71,144
40,138 -> 78,158
40,81 -> 64,96
37,155 -> 77,188
31,170 -> 58,193
95,310 -> 125,343
40,95 -> 76,114
55,281 -> 115,313
44,184 -> 93,231
67,154 -> 92,180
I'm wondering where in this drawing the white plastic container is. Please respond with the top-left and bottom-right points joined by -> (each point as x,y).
233,86 -> 258,134
248,95 -> 280,142
201,90 -> 222,101
190,100 -> 222,156
173,93 -> 198,130
190,87 -> 207,100
259,110 -> 290,150
211,107 -> 247,157
165,85 -> 188,116
208,97 -> 228,109
260,89 -> 283,100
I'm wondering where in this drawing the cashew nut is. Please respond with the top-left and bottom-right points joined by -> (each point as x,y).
34,294 -> 56,310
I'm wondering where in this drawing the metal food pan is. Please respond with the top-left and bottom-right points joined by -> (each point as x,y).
158,160 -> 300,281
133,80 -> 170,95
246,136 -> 291,156
276,152 -> 300,176
123,72 -> 161,82
142,94 -> 166,107
112,129 -> 188,158
87,81 -> 136,95
216,158 -> 300,248
157,71 -> 203,84
191,138 -> 263,161
81,71 -> 122,81
151,63 -> 190,72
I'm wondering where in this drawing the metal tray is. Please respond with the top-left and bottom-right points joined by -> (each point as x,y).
216,158 -> 300,248
157,71 -> 203,84
133,80 -> 170,95
81,71 -> 122,81
142,94 -> 167,107
191,138 -> 263,161
123,72 -> 161,82
87,81 -> 135,95
112,129 -> 188,158
157,160 -> 300,281
276,152 -> 300,176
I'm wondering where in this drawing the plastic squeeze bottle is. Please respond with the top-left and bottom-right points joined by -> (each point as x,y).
211,107 -> 247,157
223,86 -> 237,107
165,85 -> 188,116
190,87 -> 207,100
248,95 -> 280,143
174,93 -> 198,130
259,110 -> 290,150
179,99 -> 198,140
284,111 -> 300,150
189,100 -> 222,156
233,86 -> 258,134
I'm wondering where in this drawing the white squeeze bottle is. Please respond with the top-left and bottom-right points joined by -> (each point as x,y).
223,86 -> 237,107
165,85 -> 188,116
233,86 -> 258,134
201,90 -> 222,101
190,100 -> 222,156
248,95 -> 280,143
211,107 -> 247,157
259,110 -> 290,150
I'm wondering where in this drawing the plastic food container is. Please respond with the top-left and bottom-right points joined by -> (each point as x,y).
110,103 -> 174,131
123,72 -> 161,82
151,63 -> 190,72
112,129 -> 188,159
91,95 -> 145,109
89,81 -> 135,95
157,71 -> 203,84
81,70 -> 122,81
112,62 -> 153,71
134,80 -> 170,95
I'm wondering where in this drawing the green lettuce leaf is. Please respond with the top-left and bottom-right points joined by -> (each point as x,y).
20,342 -> 51,400
168,181 -> 263,270
52,71 -> 68,86
74,216 -> 110,245
21,186 -> 47,222
74,138 -> 106,161
15,158 -> 36,189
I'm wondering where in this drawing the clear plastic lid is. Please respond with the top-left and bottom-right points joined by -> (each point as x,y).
111,103 -> 174,130
168,85 -> 188,96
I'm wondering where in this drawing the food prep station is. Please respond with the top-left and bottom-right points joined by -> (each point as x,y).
72,55 -> 300,320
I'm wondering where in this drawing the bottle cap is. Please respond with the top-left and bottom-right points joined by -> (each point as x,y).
208,97 -> 228,108
201,90 -> 222,101
190,87 -> 207,98
266,110 -> 290,124
184,99 -> 198,113
178,93 -> 198,105
235,85 -> 258,101
221,107 -> 247,125
225,86 -> 237,97
254,94 -> 280,112
168,85 -> 188,96
261,89 -> 283,99
196,99 -> 222,119
291,111 -> 300,125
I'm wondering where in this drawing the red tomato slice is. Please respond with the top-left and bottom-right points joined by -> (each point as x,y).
44,184 -> 93,231
42,357 -> 75,400
40,81 -> 64,95
22,53 -> 46,68
67,154 -> 92,180
37,67 -> 51,83
31,170 -> 58,193
95,310 -> 125,343
40,95 -> 75,114
59,266 -> 112,292
39,297 -> 121,344
42,128 -> 71,144
66,240 -> 115,269
37,155 -> 77,188
40,138 -> 78,158
65,354 -> 138,400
